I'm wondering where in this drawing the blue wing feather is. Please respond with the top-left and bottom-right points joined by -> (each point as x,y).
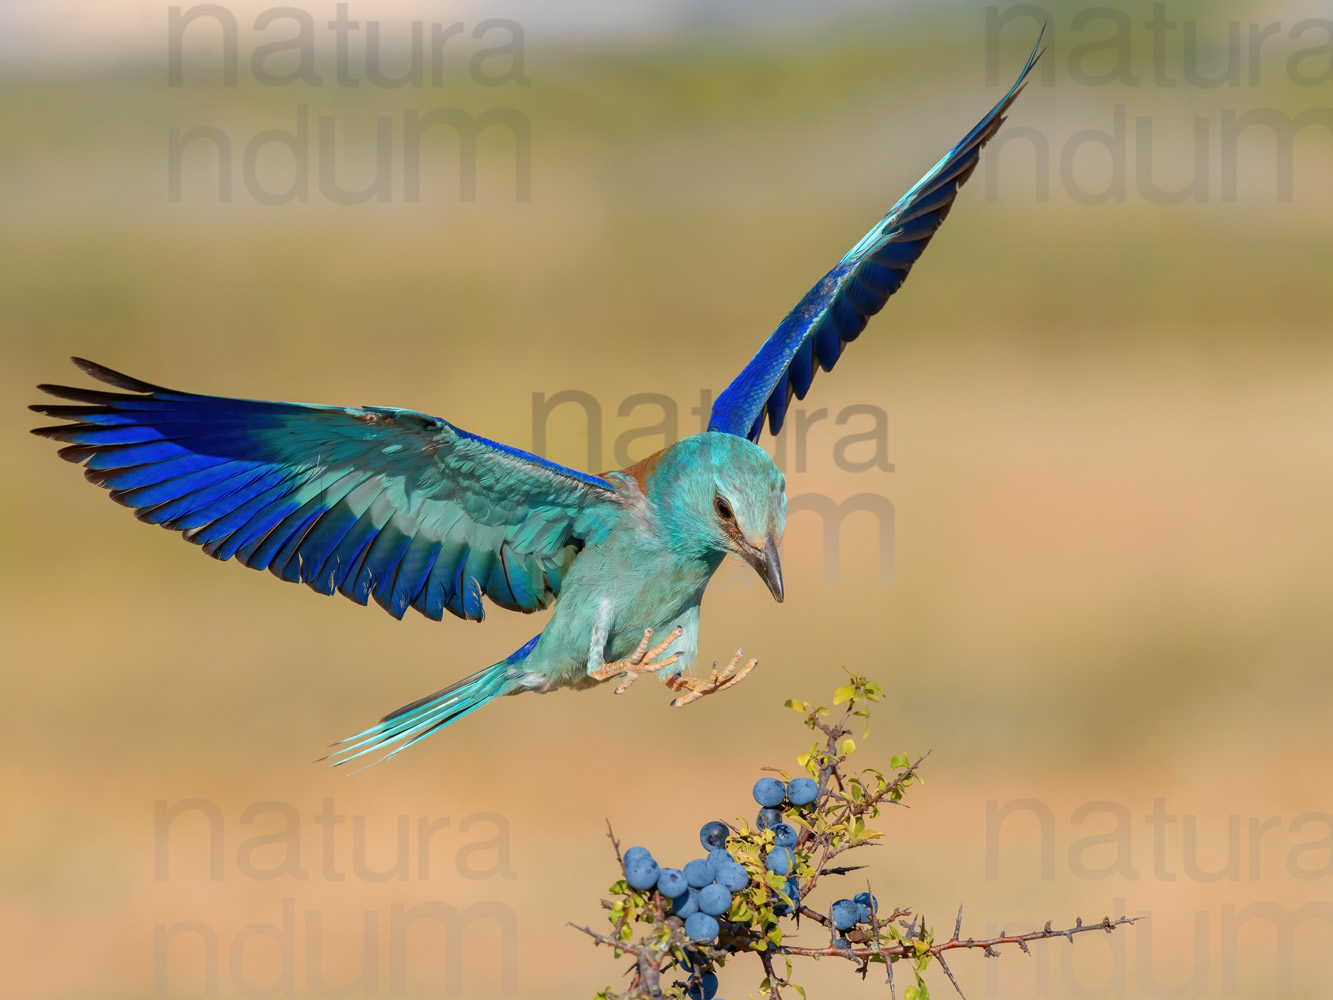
32,359 -> 624,622
709,32 -> 1045,441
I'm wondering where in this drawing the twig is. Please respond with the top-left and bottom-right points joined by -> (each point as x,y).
776,914 -> 1139,961
759,947 -> 785,999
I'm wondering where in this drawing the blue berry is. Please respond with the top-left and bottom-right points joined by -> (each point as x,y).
624,856 -> 659,891
685,971 -> 719,1000
853,891 -> 878,922
671,887 -> 700,919
698,883 -> 732,916
706,848 -> 733,872
834,937 -> 852,951
830,899 -> 860,931
699,821 -> 729,851
714,861 -> 749,892
684,912 -> 720,942
657,868 -> 687,898
786,777 -> 818,806
771,823 -> 798,849
772,876 -> 800,916
765,847 -> 794,875
756,807 -> 783,830
753,777 -> 786,808
624,846 -> 652,863
785,876 -> 800,903
684,858 -> 713,888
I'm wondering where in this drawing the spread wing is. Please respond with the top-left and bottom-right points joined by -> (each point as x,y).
31,359 -> 623,622
708,33 -> 1044,442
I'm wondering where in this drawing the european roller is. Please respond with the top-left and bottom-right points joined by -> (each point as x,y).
31,41 -> 1042,766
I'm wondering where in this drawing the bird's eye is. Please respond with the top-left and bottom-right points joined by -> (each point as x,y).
714,495 -> 734,521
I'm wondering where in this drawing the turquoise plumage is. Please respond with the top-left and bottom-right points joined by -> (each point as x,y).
30,39 -> 1041,765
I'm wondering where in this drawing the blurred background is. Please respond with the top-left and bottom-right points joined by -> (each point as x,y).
3,1 -> 1331,997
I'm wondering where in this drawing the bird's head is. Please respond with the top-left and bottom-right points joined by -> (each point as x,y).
647,433 -> 787,601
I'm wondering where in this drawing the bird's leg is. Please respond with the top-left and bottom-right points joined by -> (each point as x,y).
589,626 -> 684,695
664,648 -> 759,707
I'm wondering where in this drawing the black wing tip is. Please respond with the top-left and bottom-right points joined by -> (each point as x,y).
34,359 -> 166,416
994,30 -> 1045,115
69,357 -> 162,394
31,399 -> 90,413
1024,23 -> 1048,71
29,420 -> 70,439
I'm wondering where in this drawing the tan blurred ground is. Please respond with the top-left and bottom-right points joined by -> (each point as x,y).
2,7 -> 1332,999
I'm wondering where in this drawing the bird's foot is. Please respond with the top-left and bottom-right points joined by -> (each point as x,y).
589,626 -> 684,695
665,648 -> 759,707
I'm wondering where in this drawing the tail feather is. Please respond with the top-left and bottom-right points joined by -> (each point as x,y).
324,634 -> 539,769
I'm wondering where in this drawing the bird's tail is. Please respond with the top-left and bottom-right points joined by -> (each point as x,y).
324,633 -> 540,770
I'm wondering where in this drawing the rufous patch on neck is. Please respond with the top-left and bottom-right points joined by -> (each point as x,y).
608,448 -> 666,492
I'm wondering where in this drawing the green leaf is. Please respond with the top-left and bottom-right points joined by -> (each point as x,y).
788,812 -> 814,833
891,753 -> 909,769
833,684 -> 857,705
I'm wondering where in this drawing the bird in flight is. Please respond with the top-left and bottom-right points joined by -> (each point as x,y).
31,39 -> 1042,767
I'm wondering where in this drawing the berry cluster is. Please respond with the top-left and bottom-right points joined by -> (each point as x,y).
614,774 -> 830,997
585,674 -> 1133,1000
621,826 -> 750,947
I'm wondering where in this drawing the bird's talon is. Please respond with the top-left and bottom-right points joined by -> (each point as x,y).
592,627 -> 685,693
666,647 -> 759,707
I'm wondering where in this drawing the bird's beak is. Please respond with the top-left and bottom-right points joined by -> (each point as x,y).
743,535 -> 784,603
